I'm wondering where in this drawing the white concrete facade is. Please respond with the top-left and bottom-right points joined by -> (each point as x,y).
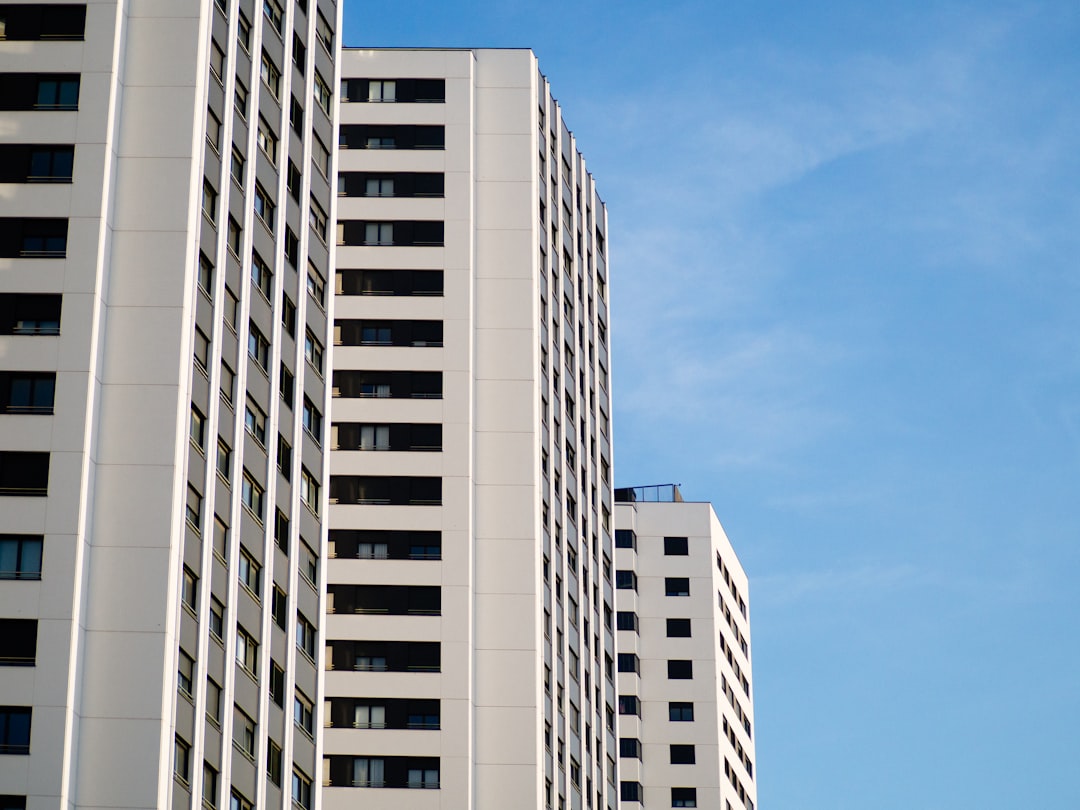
614,491 -> 756,810
326,48 -> 616,810
0,2 -> 340,809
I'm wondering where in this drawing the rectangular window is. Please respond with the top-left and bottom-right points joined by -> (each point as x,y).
617,695 -> 639,716
251,251 -> 272,299
304,330 -> 323,373
241,470 -> 264,519
300,467 -> 319,514
238,546 -> 261,596
277,434 -> 292,481
227,216 -> 242,255
270,660 -> 285,707
300,541 -> 317,586
0,5 -> 86,40
314,70 -> 331,115
619,738 -> 641,759
671,787 -> 697,807
237,11 -> 251,50
307,266 -> 325,306
616,653 -> 639,674
230,146 -> 244,186
302,398 -> 322,442
0,452 -> 49,496
296,613 -> 316,659
614,570 -> 636,591
244,399 -> 266,444
203,763 -> 219,807
294,691 -> 314,735
0,372 -> 56,414
615,611 -> 638,632
177,649 -> 194,696
0,707 -> 32,754
267,740 -> 282,786
664,536 -> 689,555
257,116 -> 277,161
666,618 -> 692,637
254,184 -> 275,230
181,568 -> 198,612
262,0 -> 282,33
234,78 -> 248,118
287,160 -> 301,202
614,529 -> 635,549
315,10 -> 333,52
232,706 -> 256,758
0,619 -> 37,666
667,659 -> 693,680
292,769 -> 312,809
669,702 -> 694,722
312,135 -> 329,177
665,577 -> 690,596
247,322 -> 269,370
174,736 -> 190,782
202,181 -> 217,221
309,198 -> 327,239
670,745 -> 696,765
209,598 -> 224,641
235,627 -> 258,675
216,438 -> 231,479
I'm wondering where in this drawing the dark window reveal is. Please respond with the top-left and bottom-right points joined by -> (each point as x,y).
0,219 -> 68,257
0,5 -> 86,40
0,452 -> 49,496
334,319 -> 443,347
338,124 -> 444,150
0,294 -> 61,335
332,370 -> 442,400
341,78 -> 445,103
336,269 -> 443,297
0,74 -> 80,110
337,220 -> 443,247
0,372 -> 55,414
328,476 -> 441,506
0,145 -> 75,182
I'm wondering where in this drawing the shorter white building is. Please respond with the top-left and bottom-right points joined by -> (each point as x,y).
614,486 -> 756,810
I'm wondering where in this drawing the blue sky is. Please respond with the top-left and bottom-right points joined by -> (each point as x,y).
343,2 -> 1080,807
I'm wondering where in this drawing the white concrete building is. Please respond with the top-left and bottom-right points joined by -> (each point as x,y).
0,1 -> 340,808
614,486 -> 756,810
325,48 -> 617,810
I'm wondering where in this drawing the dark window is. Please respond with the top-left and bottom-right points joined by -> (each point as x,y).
328,476 -> 441,506
0,145 -> 75,182
328,585 -> 441,616
324,755 -> 440,788
616,653 -> 639,674
269,660 -> 285,707
0,620 -> 36,666
329,530 -> 441,561
0,452 -> 49,496
615,611 -> 638,632
667,660 -> 693,680
669,702 -> 694,722
332,370 -> 442,400
665,577 -> 690,596
0,294 -> 61,334
0,535 -> 42,579
0,707 -> 31,754
341,78 -> 445,103
0,5 -> 86,39
338,220 -> 444,247
620,781 -> 642,803
614,529 -> 635,549
325,697 -> 439,730
332,423 -> 442,452
617,695 -> 639,716
670,745 -> 696,764
338,124 -> 444,150
664,536 -> 689,555
614,570 -> 636,590
334,319 -> 443,347
336,269 -> 443,297
666,618 -> 692,638
0,796 -> 26,810
619,738 -> 641,759
326,640 -> 440,673
671,787 -> 697,807
0,218 -> 68,257
0,372 -> 55,414
338,172 -> 444,198
0,73 -> 79,110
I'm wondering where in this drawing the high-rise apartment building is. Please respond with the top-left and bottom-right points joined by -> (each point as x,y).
613,486 -> 756,810
324,48 -> 617,810
0,2 -> 340,808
